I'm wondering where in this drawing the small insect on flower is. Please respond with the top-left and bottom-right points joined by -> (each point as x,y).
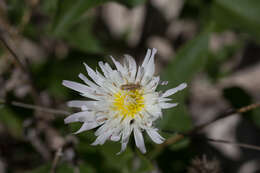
62,48 -> 187,154
120,83 -> 142,90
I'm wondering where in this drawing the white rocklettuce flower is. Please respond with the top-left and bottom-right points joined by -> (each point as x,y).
62,48 -> 187,154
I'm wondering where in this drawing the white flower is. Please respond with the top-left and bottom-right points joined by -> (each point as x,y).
62,48 -> 187,154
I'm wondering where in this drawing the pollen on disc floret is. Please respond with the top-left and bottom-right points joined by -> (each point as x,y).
62,48 -> 187,154
112,89 -> 145,119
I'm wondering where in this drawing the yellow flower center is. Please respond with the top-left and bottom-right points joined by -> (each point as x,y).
112,89 -> 144,119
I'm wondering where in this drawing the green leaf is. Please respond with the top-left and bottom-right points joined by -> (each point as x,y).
52,0 -> 109,36
222,86 -> 260,127
25,164 -> 51,173
213,0 -> 260,40
159,31 -> 210,131
64,18 -> 103,53
56,164 -> 74,173
0,107 -> 23,138
133,152 -> 153,173
25,163 -> 75,173
169,138 -> 190,151
116,0 -> 146,8
6,0 -> 26,25
79,163 -> 96,173
99,141 -> 134,170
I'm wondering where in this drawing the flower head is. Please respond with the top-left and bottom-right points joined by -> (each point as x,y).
62,48 -> 187,154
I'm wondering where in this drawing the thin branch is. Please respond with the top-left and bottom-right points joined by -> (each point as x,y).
149,103 -> 260,159
0,27 -> 39,103
205,137 -> 260,151
0,98 -> 70,116
0,28 -> 27,73
190,103 -> 260,134
26,128 -> 51,161
50,147 -> 63,173
0,23 -> 67,161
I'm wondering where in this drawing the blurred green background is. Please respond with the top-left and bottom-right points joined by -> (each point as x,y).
0,0 -> 260,172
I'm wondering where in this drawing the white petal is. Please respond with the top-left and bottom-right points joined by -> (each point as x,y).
110,56 -> 127,76
124,55 -> 137,82
83,63 -> 104,86
98,61 -> 108,78
105,62 -> 113,73
134,128 -> 146,153
84,101 -> 107,110
78,73 -> 99,89
161,83 -> 187,98
117,134 -> 130,155
96,116 -> 108,123
141,49 -> 151,67
64,111 -> 94,124
91,130 -> 113,145
143,48 -> 157,77
158,97 -> 172,102
135,66 -> 144,83
145,105 -> 162,118
74,121 -> 99,134
94,123 -> 109,136
146,128 -> 164,144
111,135 -> 121,142
62,80 -> 93,94
145,76 -> 160,91
67,100 -> 89,108
160,81 -> 168,85
160,102 -> 178,109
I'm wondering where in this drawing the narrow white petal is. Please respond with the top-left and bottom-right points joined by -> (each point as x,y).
104,62 -> 113,73
161,83 -> 187,98
143,48 -> 157,77
146,128 -> 164,144
111,135 -> 121,142
78,73 -> 99,89
158,97 -> 172,102
124,55 -> 137,82
110,56 -> 126,75
64,111 -> 93,124
141,49 -> 151,67
83,63 -> 104,86
160,81 -> 168,85
98,61 -> 110,78
74,121 -> 99,134
96,116 -> 108,123
62,80 -> 92,94
135,66 -> 144,83
145,76 -> 160,91
69,100 -> 107,110
145,106 -> 162,118
160,102 -> 178,109
91,130 -> 113,145
94,123 -> 109,136
117,135 -> 130,155
134,128 -> 146,153
67,100 -> 88,108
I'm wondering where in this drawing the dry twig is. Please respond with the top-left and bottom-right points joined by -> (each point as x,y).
149,103 -> 260,159
50,148 -> 63,173
0,98 -> 70,116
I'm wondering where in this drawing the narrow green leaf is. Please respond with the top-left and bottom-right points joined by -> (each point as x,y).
0,107 -> 23,138
134,152 -> 153,173
115,0 -> 146,8
99,141 -> 134,170
159,31 -> 210,131
25,164 -> 51,173
213,0 -> 260,40
52,0 -> 109,36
